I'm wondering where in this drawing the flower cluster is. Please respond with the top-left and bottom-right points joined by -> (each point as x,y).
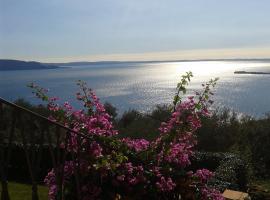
30,74 -> 223,200
89,141 -> 103,158
193,169 -> 214,183
200,187 -> 224,200
154,96 -> 203,169
156,176 -> 176,192
164,140 -> 193,167
44,161 -> 75,200
121,138 -> 150,152
115,162 -> 146,186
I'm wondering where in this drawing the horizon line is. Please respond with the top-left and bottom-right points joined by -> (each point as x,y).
1,57 -> 270,64
1,47 -> 270,63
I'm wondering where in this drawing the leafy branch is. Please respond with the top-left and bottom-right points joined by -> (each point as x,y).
173,71 -> 193,111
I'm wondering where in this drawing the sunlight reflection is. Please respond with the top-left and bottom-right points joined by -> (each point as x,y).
171,61 -> 236,76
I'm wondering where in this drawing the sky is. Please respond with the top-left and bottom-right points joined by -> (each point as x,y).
0,0 -> 270,62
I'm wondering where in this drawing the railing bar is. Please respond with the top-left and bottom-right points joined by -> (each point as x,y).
0,147 -> 10,200
56,127 -> 61,167
6,109 -> 17,170
46,125 -> 65,200
0,98 -> 96,152
45,126 -> 57,171
1,107 -> 18,200
30,120 -> 40,200
55,126 -> 63,200
71,134 -> 81,200
0,101 -> 10,200
76,135 -> 82,192
0,98 -> 103,200
18,112 -> 39,200
58,131 -> 70,200
30,120 -> 37,168
0,98 -> 82,137
35,124 -> 45,182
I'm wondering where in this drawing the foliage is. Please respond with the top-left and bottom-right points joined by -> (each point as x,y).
215,155 -> 248,191
236,116 -> 270,177
0,144 -> 53,183
104,102 -> 117,120
191,152 -> 249,191
28,73 -> 223,200
196,109 -> 270,178
249,179 -> 270,200
13,98 -> 50,117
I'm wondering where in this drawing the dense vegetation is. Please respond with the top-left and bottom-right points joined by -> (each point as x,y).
112,106 -> 270,179
2,72 -> 270,199
11,98 -> 270,179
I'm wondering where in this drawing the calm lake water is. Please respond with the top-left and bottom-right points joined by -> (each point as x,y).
1,61 -> 270,117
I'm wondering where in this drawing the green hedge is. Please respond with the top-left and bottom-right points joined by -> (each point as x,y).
191,152 -> 249,192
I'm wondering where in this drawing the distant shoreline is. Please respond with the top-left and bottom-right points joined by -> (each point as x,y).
234,71 -> 270,75
1,58 -> 270,70
48,58 -> 270,67
0,67 -> 61,71
0,59 -> 59,71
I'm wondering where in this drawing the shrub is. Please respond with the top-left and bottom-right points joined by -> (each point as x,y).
215,154 -> 248,191
27,73 -> 224,200
191,152 -> 249,192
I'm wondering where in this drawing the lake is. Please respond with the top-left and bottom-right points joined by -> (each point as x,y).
1,60 -> 270,117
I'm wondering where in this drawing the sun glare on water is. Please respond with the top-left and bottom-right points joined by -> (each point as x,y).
171,61 -> 237,76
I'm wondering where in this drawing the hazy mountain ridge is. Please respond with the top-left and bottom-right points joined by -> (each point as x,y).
0,59 -> 59,71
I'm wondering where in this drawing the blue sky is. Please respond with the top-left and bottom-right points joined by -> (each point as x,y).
0,0 -> 270,62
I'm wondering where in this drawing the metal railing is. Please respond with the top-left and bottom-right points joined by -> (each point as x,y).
0,97 -> 89,200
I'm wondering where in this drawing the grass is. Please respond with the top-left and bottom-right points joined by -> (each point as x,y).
249,179 -> 270,199
0,182 -> 48,200
254,179 -> 270,191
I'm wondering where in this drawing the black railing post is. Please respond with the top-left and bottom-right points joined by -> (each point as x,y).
55,126 -> 63,200
0,102 -> 10,200
18,111 -> 39,200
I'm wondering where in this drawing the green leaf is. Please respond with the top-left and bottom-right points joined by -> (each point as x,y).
195,104 -> 202,110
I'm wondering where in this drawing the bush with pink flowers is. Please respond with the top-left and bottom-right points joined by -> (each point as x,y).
29,72 -> 223,200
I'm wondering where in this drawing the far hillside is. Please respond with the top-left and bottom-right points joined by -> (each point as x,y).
0,59 -> 58,71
